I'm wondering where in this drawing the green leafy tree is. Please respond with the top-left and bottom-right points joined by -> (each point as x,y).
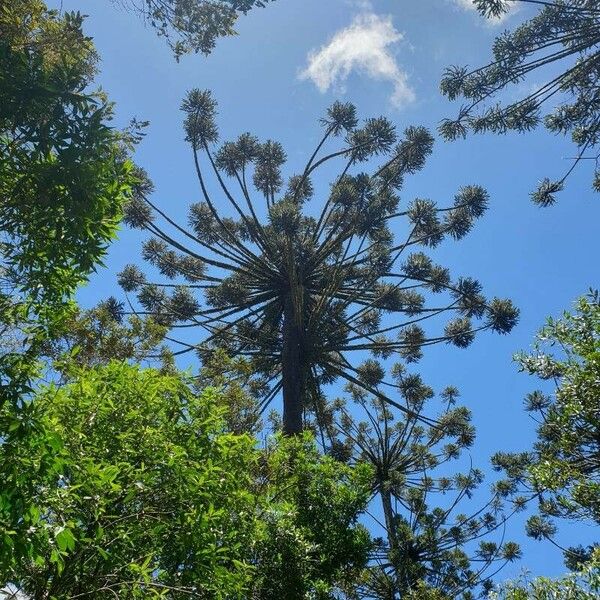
491,293 -> 600,564
0,4 -> 144,591
488,548 -> 600,599
250,434 -> 372,599
0,0 -> 135,404
329,374 -> 521,599
0,362 -> 373,598
0,361 -> 257,598
0,0 -> 133,318
119,90 -> 518,435
441,0 -> 600,205
114,0 -> 276,58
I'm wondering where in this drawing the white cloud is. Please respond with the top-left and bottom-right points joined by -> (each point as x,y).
452,0 -> 518,24
454,0 -> 479,9
347,0 -> 374,9
298,13 -> 415,109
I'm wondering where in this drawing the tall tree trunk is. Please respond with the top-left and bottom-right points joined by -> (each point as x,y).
380,485 -> 402,594
381,485 -> 397,553
380,484 -> 423,595
282,294 -> 303,435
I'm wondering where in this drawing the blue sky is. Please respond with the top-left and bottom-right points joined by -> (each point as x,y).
51,0 -> 599,583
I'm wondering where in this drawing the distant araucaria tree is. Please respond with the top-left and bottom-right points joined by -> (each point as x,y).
120,90 -> 518,435
329,378 -> 522,599
441,0 -> 600,205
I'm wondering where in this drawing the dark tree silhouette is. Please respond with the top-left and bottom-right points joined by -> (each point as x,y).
120,90 -> 518,435
114,0 -> 275,58
441,0 -> 600,205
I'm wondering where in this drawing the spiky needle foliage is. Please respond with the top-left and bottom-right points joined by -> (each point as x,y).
327,376 -> 522,599
441,0 -> 600,205
120,90 -> 518,435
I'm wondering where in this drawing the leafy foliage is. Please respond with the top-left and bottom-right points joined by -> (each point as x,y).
251,434 -> 372,599
1,362 -> 257,598
489,548 -> 600,599
115,0 -> 276,58
0,362 -> 372,599
0,0 -> 132,313
120,91 -> 518,434
441,0 -> 600,204
491,293 -> 600,563
0,0 -> 135,406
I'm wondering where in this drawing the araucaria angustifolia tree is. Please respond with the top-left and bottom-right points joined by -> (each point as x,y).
441,0 -> 600,205
120,90 -> 519,435
327,375 -> 521,599
489,548 -> 600,599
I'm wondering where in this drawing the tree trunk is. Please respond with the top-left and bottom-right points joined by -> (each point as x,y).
381,485 -> 397,553
380,485 -> 402,594
282,294 -> 303,435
